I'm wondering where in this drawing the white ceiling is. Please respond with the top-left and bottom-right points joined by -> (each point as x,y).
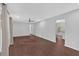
7,3 -> 79,23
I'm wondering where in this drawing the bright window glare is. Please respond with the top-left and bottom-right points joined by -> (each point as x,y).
56,19 -> 65,23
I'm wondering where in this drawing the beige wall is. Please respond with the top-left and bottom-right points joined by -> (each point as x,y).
13,21 -> 30,37
1,4 -> 9,56
32,9 -> 79,51
0,20 -> 2,53
0,4 -> 2,53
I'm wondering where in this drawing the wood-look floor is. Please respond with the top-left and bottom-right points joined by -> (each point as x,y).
9,35 -> 79,56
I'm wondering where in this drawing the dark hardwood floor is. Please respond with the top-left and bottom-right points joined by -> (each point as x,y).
9,35 -> 79,56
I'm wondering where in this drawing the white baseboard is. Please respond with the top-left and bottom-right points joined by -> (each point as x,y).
33,34 -> 79,51
13,34 -> 30,37
32,34 -> 56,43
65,44 -> 79,51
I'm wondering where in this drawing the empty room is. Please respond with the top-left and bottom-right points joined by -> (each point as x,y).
0,3 -> 79,56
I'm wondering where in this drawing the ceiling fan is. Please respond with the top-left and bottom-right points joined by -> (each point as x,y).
29,18 -> 34,23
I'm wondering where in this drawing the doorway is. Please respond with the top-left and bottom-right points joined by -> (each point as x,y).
56,19 -> 65,46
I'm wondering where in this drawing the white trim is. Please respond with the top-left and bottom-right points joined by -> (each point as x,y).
65,44 -> 79,51
34,8 -> 79,23
32,34 -> 56,43
13,34 -> 30,37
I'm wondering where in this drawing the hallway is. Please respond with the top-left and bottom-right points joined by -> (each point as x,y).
9,35 -> 79,56
1,3 -> 79,56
